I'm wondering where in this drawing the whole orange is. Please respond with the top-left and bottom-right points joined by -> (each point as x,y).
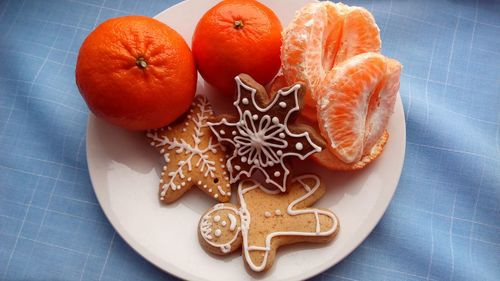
76,16 -> 197,130
192,0 -> 282,96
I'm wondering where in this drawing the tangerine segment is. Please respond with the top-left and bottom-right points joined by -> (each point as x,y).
281,2 -> 381,114
335,6 -> 381,65
363,59 -> 401,154
311,130 -> 389,171
317,52 -> 401,164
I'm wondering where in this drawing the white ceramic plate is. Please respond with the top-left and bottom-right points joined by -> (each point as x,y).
86,0 -> 406,280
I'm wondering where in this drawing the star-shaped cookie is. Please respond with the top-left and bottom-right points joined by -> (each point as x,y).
208,74 -> 323,192
147,96 -> 231,203
198,174 -> 339,272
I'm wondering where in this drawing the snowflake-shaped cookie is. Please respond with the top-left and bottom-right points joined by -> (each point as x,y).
208,74 -> 322,192
147,96 -> 231,203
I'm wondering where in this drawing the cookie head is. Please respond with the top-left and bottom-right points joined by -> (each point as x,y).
198,203 -> 242,255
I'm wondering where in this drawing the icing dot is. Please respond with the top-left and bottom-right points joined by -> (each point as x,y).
160,179 -> 164,183
214,194 -> 219,198
181,182 -> 186,186
277,150 -> 283,156
221,165 -> 225,168
182,128 -> 186,132
215,229 -> 222,237
296,142 -> 303,150
203,184 -> 207,188
253,159 -> 259,165
184,122 -> 189,126
279,102 -> 286,108
272,117 -> 279,124
162,166 -> 167,171
252,114 -> 258,120
222,171 -> 227,175
235,165 -> 241,171
274,171 -> 281,177
187,177 -> 192,182
232,131 -> 237,135
227,192 -> 231,196
241,156 -> 247,162
167,126 -> 172,130
214,215 -> 221,222
264,211 -> 272,218
160,197 -> 164,200
275,209 -> 282,216
221,221 -> 227,226
220,130 -> 225,135
198,180 -> 202,185
160,172 -> 164,176
150,142 -> 155,146
220,158 -> 224,162
226,184 -> 230,187
208,189 -> 212,192
279,133 -> 285,138
242,98 -> 249,104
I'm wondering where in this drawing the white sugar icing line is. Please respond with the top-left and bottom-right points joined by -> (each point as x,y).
199,204 -> 241,254
238,174 -> 338,272
147,96 -> 222,197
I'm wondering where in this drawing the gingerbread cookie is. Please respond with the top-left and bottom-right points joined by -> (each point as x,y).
208,74 -> 323,192
147,96 -> 231,203
198,174 -> 339,272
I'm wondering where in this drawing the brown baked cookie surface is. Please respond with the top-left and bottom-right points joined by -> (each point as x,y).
147,96 -> 231,203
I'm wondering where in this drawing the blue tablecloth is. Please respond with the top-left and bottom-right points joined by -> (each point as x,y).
1,0 -> 499,280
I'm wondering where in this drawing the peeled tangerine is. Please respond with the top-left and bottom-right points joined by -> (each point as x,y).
281,2 -> 381,121
311,52 -> 402,170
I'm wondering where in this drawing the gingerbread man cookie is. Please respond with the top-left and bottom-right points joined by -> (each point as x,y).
147,96 -> 231,203
208,74 -> 323,192
198,174 -> 339,272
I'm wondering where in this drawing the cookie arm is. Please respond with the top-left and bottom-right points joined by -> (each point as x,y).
287,174 -> 326,208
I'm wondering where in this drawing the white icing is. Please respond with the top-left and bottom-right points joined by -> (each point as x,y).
279,101 -> 286,108
275,209 -> 282,216
199,205 -> 241,254
264,211 -> 272,218
146,96 -> 222,197
279,132 -> 285,138
295,142 -> 303,150
274,171 -> 280,177
238,175 -> 339,272
221,221 -> 227,226
214,215 -> 221,222
207,77 -> 322,192
228,214 -> 237,231
218,186 -> 226,196
215,229 -> 222,237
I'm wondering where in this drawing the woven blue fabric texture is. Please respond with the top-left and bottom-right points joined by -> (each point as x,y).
0,0 -> 499,280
